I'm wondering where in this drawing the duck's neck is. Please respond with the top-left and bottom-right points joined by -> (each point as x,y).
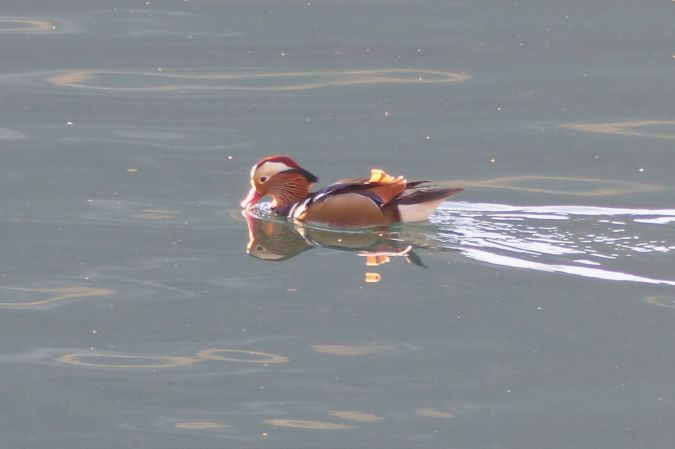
270,174 -> 312,215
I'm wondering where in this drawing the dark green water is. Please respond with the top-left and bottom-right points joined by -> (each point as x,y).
1,1 -> 675,448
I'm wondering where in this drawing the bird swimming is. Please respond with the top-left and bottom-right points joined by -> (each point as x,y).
241,155 -> 463,228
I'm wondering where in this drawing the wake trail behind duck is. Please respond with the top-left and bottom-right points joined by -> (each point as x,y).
429,202 -> 675,287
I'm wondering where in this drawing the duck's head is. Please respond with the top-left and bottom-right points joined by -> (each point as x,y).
240,155 -> 319,209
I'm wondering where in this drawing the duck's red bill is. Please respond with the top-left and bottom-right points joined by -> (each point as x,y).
240,188 -> 263,209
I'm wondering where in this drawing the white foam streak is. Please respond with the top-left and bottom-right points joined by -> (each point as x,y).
635,217 -> 675,224
442,202 -> 675,219
463,249 -> 675,287
573,259 -> 602,266
489,213 -> 568,220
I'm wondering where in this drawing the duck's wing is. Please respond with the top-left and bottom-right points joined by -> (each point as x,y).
288,170 -> 407,227
322,169 -> 408,205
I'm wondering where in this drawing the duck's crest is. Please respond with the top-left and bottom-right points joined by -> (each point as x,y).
256,155 -> 301,169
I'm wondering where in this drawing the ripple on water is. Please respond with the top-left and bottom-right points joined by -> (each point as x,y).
55,353 -> 197,369
0,286 -> 113,309
562,120 -> 675,140
414,407 -> 458,418
310,344 -> 399,356
79,199 -> 228,230
645,296 -> 675,309
196,349 -> 288,364
173,421 -> 230,431
55,348 -> 288,369
44,69 -> 470,93
0,17 -> 80,34
457,175 -> 662,196
0,127 -> 26,141
328,410 -> 385,423
263,419 -> 352,430
54,124 -> 246,154
153,416 -> 232,434
0,18 -> 55,32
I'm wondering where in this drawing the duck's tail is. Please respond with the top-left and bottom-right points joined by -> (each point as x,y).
384,184 -> 463,223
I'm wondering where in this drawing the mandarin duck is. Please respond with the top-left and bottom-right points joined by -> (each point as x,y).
241,155 -> 463,228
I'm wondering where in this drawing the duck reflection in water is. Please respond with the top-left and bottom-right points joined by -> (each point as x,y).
243,210 -> 426,282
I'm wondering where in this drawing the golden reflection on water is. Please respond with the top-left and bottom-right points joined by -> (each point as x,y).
45,69 -> 471,92
645,296 -> 675,309
55,353 -> 198,369
0,19 -> 55,32
264,419 -> 352,430
55,348 -> 288,369
171,408 -> 451,434
163,407 -> 455,436
310,344 -> 397,356
364,255 -> 391,266
0,286 -> 113,308
458,175 -> 662,196
195,348 -> 289,364
133,208 -> 178,220
328,410 -> 385,423
48,71 -> 90,86
174,421 -> 229,430
562,120 -> 675,140
414,407 -> 458,418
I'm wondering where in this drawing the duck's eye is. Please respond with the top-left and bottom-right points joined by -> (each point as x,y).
259,176 -> 268,183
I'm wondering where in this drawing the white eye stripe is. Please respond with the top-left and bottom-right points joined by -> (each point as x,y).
259,161 -> 293,172
253,161 -> 294,183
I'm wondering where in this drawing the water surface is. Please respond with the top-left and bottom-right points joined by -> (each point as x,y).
1,1 -> 675,448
